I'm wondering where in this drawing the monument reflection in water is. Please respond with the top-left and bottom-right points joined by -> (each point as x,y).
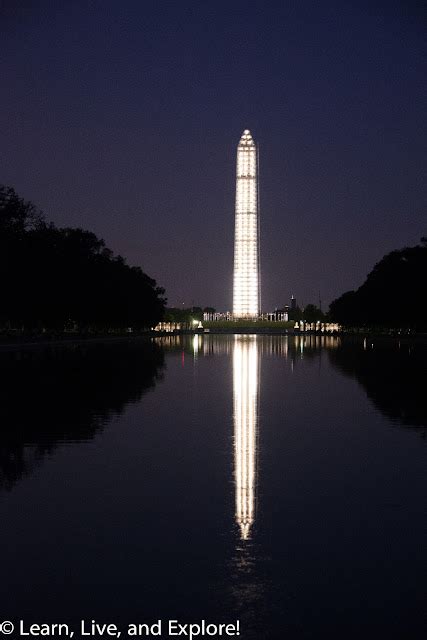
233,335 -> 259,540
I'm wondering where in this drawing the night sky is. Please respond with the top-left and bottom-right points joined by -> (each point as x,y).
1,1 -> 425,310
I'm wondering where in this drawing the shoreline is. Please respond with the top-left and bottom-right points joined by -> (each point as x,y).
0,329 -> 426,350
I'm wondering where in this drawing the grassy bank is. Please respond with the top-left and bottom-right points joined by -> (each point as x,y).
203,320 -> 295,330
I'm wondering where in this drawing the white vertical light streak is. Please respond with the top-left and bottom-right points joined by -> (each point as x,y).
233,129 -> 260,318
233,335 -> 259,540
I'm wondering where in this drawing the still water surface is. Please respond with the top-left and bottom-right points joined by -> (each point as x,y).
0,335 -> 426,639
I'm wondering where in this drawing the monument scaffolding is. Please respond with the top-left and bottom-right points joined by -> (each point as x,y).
232,129 -> 260,318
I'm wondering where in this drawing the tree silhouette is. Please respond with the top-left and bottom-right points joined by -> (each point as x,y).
329,239 -> 427,329
302,303 -> 324,323
0,185 -> 166,331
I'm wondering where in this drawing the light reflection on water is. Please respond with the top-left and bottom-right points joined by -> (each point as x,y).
0,335 -> 426,639
233,335 -> 259,540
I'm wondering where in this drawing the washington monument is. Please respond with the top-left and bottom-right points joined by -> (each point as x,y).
232,129 -> 260,318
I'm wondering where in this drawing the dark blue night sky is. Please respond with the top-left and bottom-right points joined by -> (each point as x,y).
1,1 -> 425,309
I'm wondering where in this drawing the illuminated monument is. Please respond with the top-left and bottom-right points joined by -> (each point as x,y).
232,130 -> 260,318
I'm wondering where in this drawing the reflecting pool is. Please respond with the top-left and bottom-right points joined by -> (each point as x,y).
0,335 -> 425,639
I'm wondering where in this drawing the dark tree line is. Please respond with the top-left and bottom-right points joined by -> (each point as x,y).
0,185 -> 166,331
165,306 -> 206,323
286,303 -> 325,323
329,238 -> 427,329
